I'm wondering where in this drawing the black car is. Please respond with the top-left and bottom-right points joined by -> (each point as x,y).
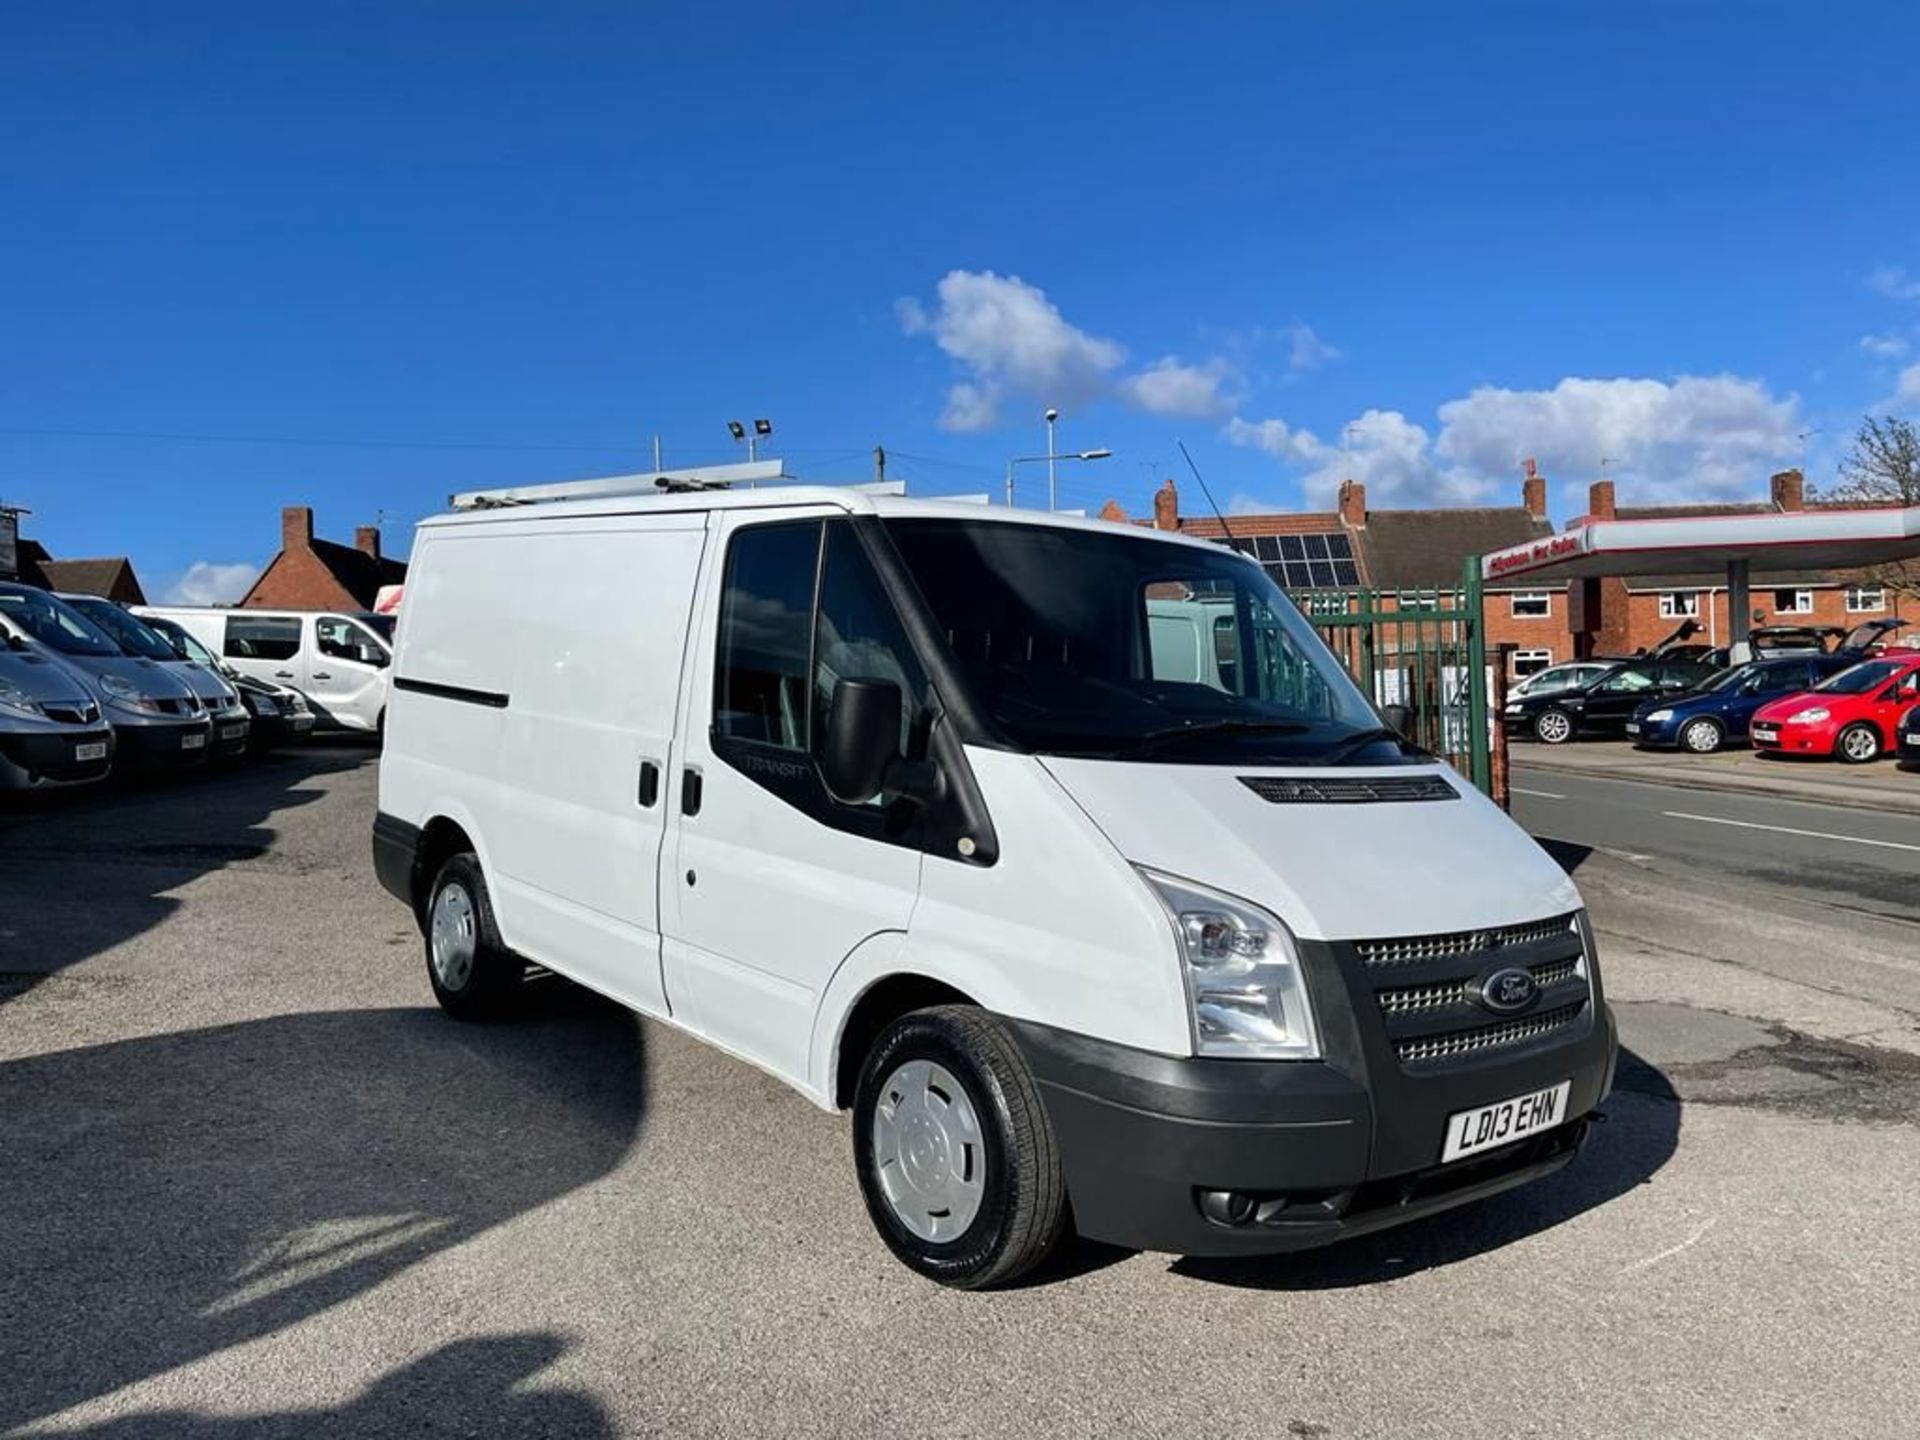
1502,658 -> 1717,744
1899,704 -> 1920,771
139,613 -> 315,752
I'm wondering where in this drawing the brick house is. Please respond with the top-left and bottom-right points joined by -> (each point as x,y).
2,528 -> 148,604
1105,465 -> 1565,675
241,507 -> 407,611
1567,470 -> 1906,659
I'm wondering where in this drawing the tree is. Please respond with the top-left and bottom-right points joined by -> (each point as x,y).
1814,416 -> 1920,600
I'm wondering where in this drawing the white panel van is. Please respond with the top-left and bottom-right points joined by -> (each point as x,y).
138,606 -> 393,734
374,487 -> 1615,1288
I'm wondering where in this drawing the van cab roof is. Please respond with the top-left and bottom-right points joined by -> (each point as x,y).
420,486 -> 1239,558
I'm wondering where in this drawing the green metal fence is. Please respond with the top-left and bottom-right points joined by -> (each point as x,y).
1292,558 -> 1492,792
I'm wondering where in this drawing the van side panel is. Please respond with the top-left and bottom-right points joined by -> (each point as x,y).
484,517 -> 707,1017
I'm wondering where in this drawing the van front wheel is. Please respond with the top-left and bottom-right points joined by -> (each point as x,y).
852,1006 -> 1066,1289
424,853 -> 522,1019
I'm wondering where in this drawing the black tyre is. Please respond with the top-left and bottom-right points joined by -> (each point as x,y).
1533,708 -> 1575,745
1680,717 -> 1724,754
423,853 -> 523,1019
1835,722 -> 1880,764
852,1005 -> 1066,1289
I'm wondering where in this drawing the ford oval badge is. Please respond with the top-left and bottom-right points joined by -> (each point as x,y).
1480,967 -> 1538,1014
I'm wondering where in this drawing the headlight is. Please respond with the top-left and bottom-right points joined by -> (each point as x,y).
1786,707 -> 1829,724
98,673 -> 163,716
0,678 -> 44,719
1138,869 -> 1320,1060
250,694 -> 279,716
1643,709 -> 1673,723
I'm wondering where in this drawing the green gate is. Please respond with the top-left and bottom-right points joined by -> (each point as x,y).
1291,558 -> 1492,793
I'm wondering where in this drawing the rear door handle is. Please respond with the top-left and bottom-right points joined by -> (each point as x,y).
274,670 -> 295,679
312,671 -> 333,681
681,767 -> 703,817
637,759 -> 661,808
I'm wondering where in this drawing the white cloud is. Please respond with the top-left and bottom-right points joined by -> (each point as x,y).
896,271 -> 1126,431
1284,323 -> 1342,373
1895,364 -> 1920,408
1860,333 -> 1910,359
1225,374 -> 1803,509
1119,356 -> 1238,418
162,561 -> 259,606
1868,265 -> 1920,301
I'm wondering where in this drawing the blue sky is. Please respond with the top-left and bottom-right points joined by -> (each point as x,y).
5,1 -> 1920,602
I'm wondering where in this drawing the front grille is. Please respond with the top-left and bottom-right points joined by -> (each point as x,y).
1240,773 -> 1458,805
1396,1003 -> 1588,1065
1345,912 -> 1592,1071
43,704 -> 96,725
1356,913 -> 1578,969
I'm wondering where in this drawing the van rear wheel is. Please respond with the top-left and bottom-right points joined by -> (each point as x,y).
424,853 -> 522,1019
852,1005 -> 1066,1289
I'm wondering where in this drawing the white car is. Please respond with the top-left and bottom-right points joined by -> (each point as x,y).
373,484 -> 1616,1287
136,606 -> 393,735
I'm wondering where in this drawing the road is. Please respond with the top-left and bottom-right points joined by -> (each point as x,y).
3,750 -> 1918,1439
1512,761 -> 1920,926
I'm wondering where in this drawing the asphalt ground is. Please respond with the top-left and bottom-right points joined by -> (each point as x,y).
3,748 -> 1918,1439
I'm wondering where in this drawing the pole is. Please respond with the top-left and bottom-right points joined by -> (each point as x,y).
1004,458 -> 1016,508
874,445 -> 886,483
653,434 -> 662,471
1727,559 -> 1752,664
1047,413 -> 1057,511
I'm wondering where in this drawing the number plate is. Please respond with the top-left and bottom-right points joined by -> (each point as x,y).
1442,1080 -> 1571,1163
75,741 -> 108,762
181,732 -> 207,750
1752,724 -> 1779,743
1624,722 -> 1640,734
220,723 -> 247,740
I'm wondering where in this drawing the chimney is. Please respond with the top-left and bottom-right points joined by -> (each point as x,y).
1338,479 -> 1367,528
1522,457 -> 1548,519
1588,479 -> 1616,521
1770,468 -> 1804,512
1152,478 -> 1179,531
281,506 -> 314,552
355,524 -> 381,560
1097,498 -> 1130,525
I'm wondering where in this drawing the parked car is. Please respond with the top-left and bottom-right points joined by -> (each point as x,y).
0,626 -> 115,790
1750,655 -> 1920,762
137,612 -> 315,751
136,606 -> 393,735
1509,661 -> 1615,701
0,582 -> 212,775
61,595 -> 251,760
1898,704 -> 1920,769
375,484 -> 1615,1288
1837,617 -> 1919,658
1502,658 -> 1717,744
1626,653 -> 1858,753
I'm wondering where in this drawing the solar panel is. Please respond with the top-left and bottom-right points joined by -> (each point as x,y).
1208,531 -> 1357,592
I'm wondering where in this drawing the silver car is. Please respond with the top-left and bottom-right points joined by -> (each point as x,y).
0,583 -> 212,776
0,626 -> 115,789
61,594 -> 252,760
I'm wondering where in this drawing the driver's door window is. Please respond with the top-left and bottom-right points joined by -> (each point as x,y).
811,521 -> 928,763
1597,670 -> 1655,695
316,616 -> 387,668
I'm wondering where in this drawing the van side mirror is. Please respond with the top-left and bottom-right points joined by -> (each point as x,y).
1381,702 -> 1411,736
820,678 -> 904,805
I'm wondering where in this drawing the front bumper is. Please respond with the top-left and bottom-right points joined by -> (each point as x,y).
1625,714 -> 1682,746
209,710 -> 252,759
1009,933 -> 1618,1258
111,717 -> 215,774
0,725 -> 116,788
1750,720 -> 1834,755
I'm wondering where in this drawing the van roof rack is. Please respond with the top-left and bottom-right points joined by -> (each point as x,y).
449,461 -> 907,512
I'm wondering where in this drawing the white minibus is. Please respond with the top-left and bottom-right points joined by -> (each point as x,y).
374,485 -> 1615,1287
138,606 -> 393,735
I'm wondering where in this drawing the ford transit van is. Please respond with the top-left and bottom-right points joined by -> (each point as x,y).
0,583 -> 212,775
374,486 -> 1615,1288
138,606 -> 392,735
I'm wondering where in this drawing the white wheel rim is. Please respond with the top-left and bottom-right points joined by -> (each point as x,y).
1538,712 -> 1571,743
1686,721 -> 1718,752
1843,728 -> 1877,760
871,1059 -> 986,1242
430,882 -> 477,990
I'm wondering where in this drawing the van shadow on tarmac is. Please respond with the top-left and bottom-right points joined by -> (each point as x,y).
0,983 -> 647,1432
0,740 -> 374,1008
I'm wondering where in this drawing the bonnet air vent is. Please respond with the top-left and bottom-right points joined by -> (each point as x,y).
1239,773 -> 1460,804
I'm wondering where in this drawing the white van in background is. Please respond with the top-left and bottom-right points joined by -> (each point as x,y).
374,483 -> 1615,1288
137,606 -> 394,735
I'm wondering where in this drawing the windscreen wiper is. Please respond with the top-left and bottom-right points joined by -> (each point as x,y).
1114,719 -> 1310,756
1316,725 -> 1421,768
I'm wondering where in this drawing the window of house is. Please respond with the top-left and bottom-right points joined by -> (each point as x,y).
1846,585 -> 1887,613
1510,592 -> 1552,619
1658,592 -> 1701,619
1512,648 -> 1553,676
223,614 -> 301,662
1772,589 -> 1813,614
713,521 -> 823,749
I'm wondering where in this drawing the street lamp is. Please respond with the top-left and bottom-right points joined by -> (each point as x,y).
1045,408 -> 1060,510
1004,448 -> 1112,510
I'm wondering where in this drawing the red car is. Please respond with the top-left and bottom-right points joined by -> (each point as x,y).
1750,655 -> 1920,762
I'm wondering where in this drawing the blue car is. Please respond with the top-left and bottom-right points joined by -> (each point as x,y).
1627,653 -> 1856,753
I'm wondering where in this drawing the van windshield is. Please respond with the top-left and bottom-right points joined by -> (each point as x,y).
0,584 -> 122,657
884,518 -> 1396,764
64,596 -> 178,662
